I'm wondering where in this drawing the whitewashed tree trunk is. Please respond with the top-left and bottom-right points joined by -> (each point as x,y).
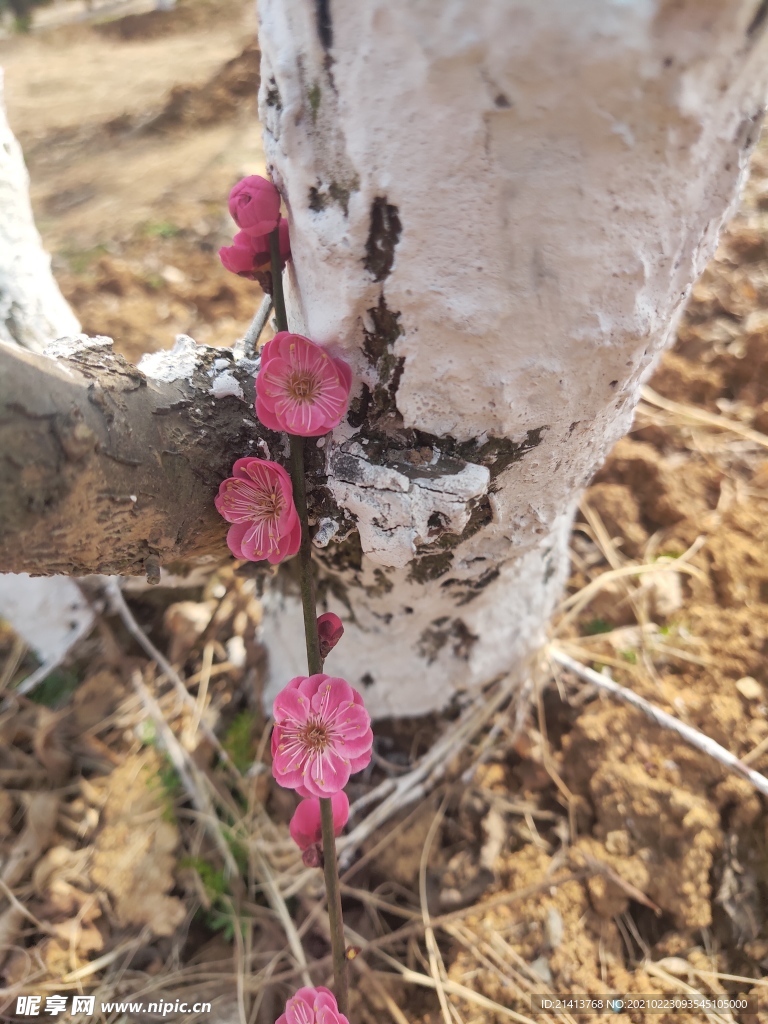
0,70 -> 80,351
0,71 -> 90,675
257,0 -> 768,716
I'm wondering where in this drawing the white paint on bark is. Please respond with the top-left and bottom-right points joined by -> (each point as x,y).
210,371 -> 246,401
0,70 -> 80,352
257,0 -> 768,715
137,333 -> 200,383
0,573 -> 94,664
326,441 -> 490,568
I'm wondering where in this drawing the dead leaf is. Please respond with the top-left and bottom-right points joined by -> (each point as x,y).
1,793 -> 59,887
164,600 -> 215,664
0,907 -> 24,951
72,669 -> 122,731
90,753 -> 185,936
33,846 -> 91,897
33,708 -> 72,784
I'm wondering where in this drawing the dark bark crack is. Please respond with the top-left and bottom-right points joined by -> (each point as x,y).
315,0 -> 333,52
364,197 -> 402,282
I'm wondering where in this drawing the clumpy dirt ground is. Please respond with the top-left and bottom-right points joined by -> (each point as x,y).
1,2 -> 768,1021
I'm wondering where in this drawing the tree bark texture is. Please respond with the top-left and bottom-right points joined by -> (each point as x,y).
255,0 -> 768,715
0,336 -> 267,577
0,71 -> 80,352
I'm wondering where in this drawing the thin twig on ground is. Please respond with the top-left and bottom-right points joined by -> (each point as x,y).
641,386 -> 768,449
419,797 -> 452,1024
343,673 -> 520,864
106,579 -> 244,785
549,647 -> 768,797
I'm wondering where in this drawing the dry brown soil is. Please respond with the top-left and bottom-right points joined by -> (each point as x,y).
0,3 -> 767,1022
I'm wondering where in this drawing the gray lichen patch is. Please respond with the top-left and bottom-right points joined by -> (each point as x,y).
308,82 -> 322,122
326,438 -> 489,569
308,175 -> 360,215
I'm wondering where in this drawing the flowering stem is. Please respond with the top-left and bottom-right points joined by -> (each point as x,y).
320,797 -> 349,1014
269,228 -> 288,333
269,225 -> 349,1012
289,435 -> 323,675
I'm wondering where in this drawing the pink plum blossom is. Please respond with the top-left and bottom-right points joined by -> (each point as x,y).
276,987 -> 349,1024
219,220 -> 291,280
228,175 -> 281,237
289,791 -> 349,857
218,231 -> 269,279
214,457 -> 300,564
249,217 -> 291,265
272,674 -> 373,798
255,332 -> 352,437
317,612 -> 344,659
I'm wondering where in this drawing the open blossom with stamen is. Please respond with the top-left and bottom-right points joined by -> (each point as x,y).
214,457 -> 300,563
255,332 -> 352,437
272,674 -> 373,797
289,791 -> 349,856
276,987 -> 349,1024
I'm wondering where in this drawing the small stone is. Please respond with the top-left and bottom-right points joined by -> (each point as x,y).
530,956 -> 552,985
161,265 -> 186,285
226,635 -> 247,669
655,956 -> 693,976
736,676 -> 763,701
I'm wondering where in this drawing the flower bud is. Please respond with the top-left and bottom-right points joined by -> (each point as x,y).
228,175 -> 281,237
317,612 -> 344,658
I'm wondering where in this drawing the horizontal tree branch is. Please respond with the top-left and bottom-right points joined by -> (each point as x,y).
0,336 -> 271,578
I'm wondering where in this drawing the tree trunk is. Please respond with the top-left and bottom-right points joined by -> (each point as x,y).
0,71 -> 79,351
255,0 -> 768,715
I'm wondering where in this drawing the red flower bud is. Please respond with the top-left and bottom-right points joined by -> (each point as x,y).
289,791 -> 349,852
228,175 -> 281,237
317,612 -> 344,658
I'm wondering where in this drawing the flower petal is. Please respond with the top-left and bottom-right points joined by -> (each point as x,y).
255,395 -> 284,433
333,357 -> 353,393
304,746 -> 351,797
308,677 -> 355,715
225,522 -> 249,559
296,674 -> 327,703
347,733 -> 374,773
289,799 -> 322,851
273,686 -> 312,726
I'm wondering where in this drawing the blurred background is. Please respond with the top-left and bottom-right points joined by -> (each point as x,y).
1,0 -> 264,362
